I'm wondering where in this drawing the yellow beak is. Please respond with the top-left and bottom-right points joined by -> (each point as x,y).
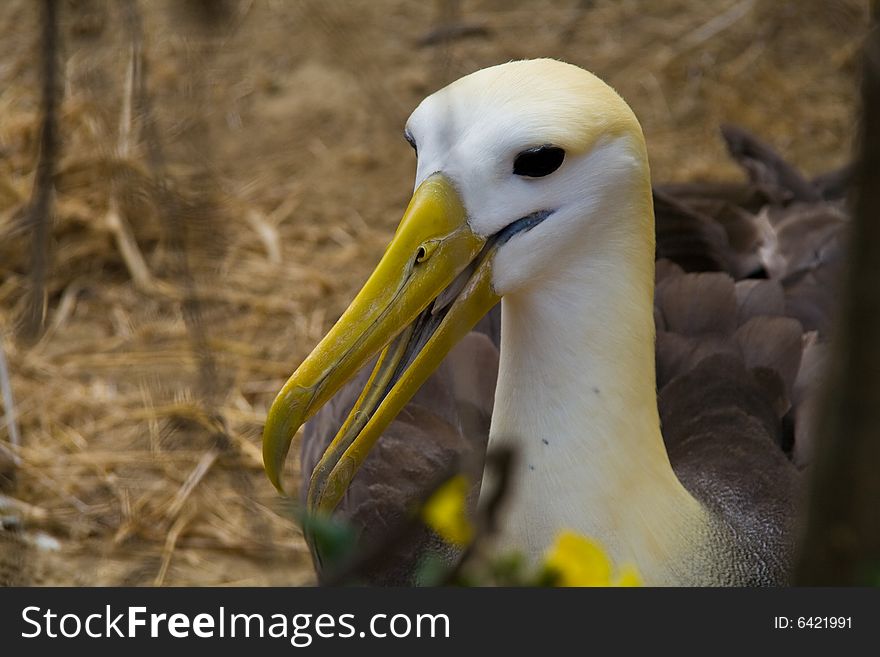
262,174 -> 501,514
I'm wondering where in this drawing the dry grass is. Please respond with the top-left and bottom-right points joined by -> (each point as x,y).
0,0 -> 869,585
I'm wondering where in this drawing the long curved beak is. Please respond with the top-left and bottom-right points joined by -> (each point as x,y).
262,174 -> 502,514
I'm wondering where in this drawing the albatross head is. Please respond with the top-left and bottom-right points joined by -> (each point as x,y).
408,59 -> 653,296
263,59 -> 655,515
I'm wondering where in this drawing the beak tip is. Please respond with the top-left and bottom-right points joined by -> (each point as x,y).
265,463 -> 286,495
262,382 -> 316,496
262,413 -> 292,497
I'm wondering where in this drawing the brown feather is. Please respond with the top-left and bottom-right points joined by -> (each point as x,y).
721,124 -> 821,203
735,279 -> 785,323
659,354 -> 800,585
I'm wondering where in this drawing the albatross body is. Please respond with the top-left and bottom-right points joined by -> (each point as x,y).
263,59 -> 813,585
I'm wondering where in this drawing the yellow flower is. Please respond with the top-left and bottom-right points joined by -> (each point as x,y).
421,475 -> 474,547
543,530 -> 642,587
614,564 -> 643,587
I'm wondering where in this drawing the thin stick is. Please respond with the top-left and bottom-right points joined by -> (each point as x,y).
681,0 -> 755,52
163,449 -> 219,523
104,37 -> 159,292
245,209 -> 282,265
104,198 -> 156,291
0,336 -> 21,466
154,510 -> 192,587
21,0 -> 60,341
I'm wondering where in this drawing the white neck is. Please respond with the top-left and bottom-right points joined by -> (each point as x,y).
482,194 -> 711,585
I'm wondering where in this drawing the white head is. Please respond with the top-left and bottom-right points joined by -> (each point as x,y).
405,59 -> 655,296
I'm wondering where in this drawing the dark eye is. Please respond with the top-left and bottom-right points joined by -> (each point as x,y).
513,145 -> 565,177
404,129 -> 417,155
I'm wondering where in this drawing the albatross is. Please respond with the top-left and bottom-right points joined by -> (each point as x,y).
262,59 -> 839,585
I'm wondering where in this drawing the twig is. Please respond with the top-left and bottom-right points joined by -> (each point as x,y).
118,40 -> 138,160
245,210 -> 282,265
163,448 -> 219,523
104,198 -> 157,290
0,336 -> 21,466
154,509 -> 192,586
681,0 -> 755,52
38,278 -> 83,345
113,45 -> 144,260
104,35 -> 160,292
21,0 -> 61,341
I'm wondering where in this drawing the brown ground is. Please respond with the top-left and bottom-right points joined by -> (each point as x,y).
0,0 -> 869,585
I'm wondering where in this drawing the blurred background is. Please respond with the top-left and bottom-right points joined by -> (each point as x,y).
0,0 -> 870,585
